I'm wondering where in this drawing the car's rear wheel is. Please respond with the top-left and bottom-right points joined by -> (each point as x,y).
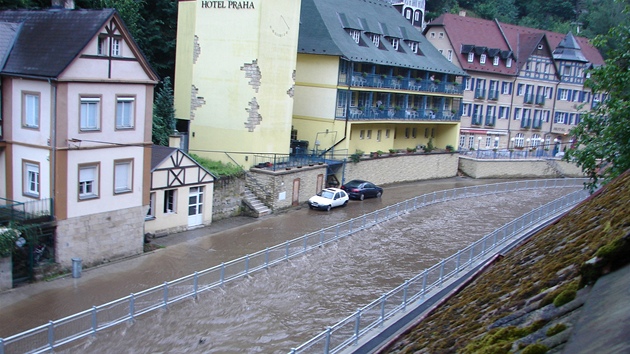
326,205 -> 332,211
359,194 -> 365,201
376,191 -> 382,198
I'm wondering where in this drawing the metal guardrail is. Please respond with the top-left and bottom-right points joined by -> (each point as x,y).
0,179 -> 587,354
290,188 -> 590,354
459,149 -> 559,160
0,198 -> 53,224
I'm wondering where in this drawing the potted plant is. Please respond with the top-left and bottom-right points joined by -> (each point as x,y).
396,75 -> 404,80
389,148 -> 397,154
406,147 -> 416,153
362,72 -> 368,77
445,144 -> 454,152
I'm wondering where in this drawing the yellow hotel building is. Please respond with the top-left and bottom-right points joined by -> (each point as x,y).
175,0 -> 466,169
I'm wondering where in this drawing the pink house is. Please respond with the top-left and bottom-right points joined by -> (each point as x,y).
0,2 -> 159,277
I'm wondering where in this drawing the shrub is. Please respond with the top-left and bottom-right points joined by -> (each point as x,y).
189,153 -> 244,178
350,150 -> 364,163
546,323 -> 567,336
553,289 -> 576,307
521,343 -> 548,354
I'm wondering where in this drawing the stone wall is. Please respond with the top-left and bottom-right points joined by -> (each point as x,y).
459,156 -> 585,179
0,256 -> 11,291
344,152 -> 459,185
247,165 -> 327,210
212,176 -> 245,220
55,206 -> 145,268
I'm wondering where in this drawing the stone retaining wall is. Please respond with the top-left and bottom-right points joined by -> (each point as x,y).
247,165 -> 327,210
212,176 -> 245,221
55,206 -> 145,268
344,152 -> 459,185
459,156 -> 585,179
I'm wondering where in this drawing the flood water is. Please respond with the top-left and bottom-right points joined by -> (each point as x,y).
45,183 -> 579,353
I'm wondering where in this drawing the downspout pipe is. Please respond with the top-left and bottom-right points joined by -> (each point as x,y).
49,78 -> 56,219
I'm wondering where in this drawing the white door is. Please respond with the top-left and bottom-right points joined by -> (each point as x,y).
188,186 -> 204,227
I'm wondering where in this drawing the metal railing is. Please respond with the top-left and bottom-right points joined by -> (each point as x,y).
290,187 -> 589,354
0,198 -> 53,224
459,149 -> 559,160
0,179 -> 587,354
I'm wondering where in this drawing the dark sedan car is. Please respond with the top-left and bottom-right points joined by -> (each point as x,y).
340,179 -> 383,200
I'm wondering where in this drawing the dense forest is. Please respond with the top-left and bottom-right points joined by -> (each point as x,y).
0,0 -> 627,81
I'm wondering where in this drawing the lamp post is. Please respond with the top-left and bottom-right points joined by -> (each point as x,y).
477,136 -> 482,158
494,137 -> 499,158
510,137 -> 515,159
553,138 -> 559,156
526,138 -> 530,157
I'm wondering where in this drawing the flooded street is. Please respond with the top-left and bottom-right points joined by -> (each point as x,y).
23,180 -> 579,353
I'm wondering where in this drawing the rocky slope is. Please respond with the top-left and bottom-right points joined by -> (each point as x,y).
385,170 -> 630,354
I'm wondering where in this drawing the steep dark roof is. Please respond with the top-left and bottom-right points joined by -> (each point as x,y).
0,8 -> 114,78
553,32 -> 589,62
151,145 -> 178,171
0,21 -> 20,70
298,0 -> 466,76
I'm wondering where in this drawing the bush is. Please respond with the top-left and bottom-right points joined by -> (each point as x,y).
521,343 -> 548,354
546,323 -> 567,336
350,150 -> 364,163
189,153 -> 244,178
553,289 -> 576,307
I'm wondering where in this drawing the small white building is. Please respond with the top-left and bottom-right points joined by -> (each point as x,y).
145,145 -> 216,236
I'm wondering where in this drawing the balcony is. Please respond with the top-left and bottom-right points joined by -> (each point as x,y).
487,89 -> 499,101
532,118 -> 543,129
535,94 -> 546,105
0,198 -> 53,224
520,117 -> 532,129
524,93 -> 534,104
346,72 -> 462,95
485,115 -> 496,127
341,105 -> 460,122
474,88 -> 486,99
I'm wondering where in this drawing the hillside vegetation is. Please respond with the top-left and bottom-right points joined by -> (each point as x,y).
386,170 -> 630,353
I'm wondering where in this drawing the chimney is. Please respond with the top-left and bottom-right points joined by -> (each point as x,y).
51,0 -> 75,9
459,10 -> 467,17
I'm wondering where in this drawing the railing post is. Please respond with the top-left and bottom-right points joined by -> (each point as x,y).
0,337 -> 4,354
194,271 -> 199,298
353,309 -> 362,345
245,254 -> 250,275
421,269 -> 427,298
163,282 -> 168,309
285,241 -> 290,260
91,306 -> 97,335
439,260 -> 445,287
130,293 -> 135,321
380,296 -> 386,327
220,263 -> 225,287
48,320 -> 54,350
319,230 -> 324,245
336,225 -> 340,239
456,250 -> 461,273
324,327 -> 332,354
265,248 -> 269,269
303,235 -> 308,252
469,244 -> 474,263
362,214 -> 366,229
403,280 -> 409,310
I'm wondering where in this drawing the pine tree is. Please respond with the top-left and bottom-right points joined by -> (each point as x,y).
152,77 -> 175,146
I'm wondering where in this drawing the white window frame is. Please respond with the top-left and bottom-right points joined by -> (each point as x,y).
80,97 -> 101,131
164,189 -> 176,213
79,164 -> 99,200
111,38 -> 121,56
514,108 -> 522,120
493,56 -> 499,66
447,49 -> 453,62
514,133 -> 525,148
408,41 -> 418,53
116,97 -> 135,129
391,38 -> 399,50
372,34 -> 380,47
468,136 -> 475,149
359,130 -> 365,139
97,36 -> 106,55
146,192 -> 156,219
114,160 -> 133,194
23,161 -> 40,198
350,30 -> 360,44
467,52 -> 474,63
506,58 -> 512,68
23,92 -> 40,129
480,54 -> 486,64
559,89 -> 568,101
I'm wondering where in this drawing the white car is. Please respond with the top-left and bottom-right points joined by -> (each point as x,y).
308,188 -> 349,211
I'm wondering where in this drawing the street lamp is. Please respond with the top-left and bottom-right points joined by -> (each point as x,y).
526,138 -> 530,157
510,137 -> 515,149
477,136 -> 482,158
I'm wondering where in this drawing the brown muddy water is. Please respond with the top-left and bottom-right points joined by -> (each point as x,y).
33,181 -> 581,354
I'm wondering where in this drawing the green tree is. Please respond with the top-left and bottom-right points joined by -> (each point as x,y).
565,7 -> 630,192
474,0 -> 518,23
152,77 -> 175,146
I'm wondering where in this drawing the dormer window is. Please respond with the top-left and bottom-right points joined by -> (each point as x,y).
390,38 -> 399,51
97,35 -> 122,57
408,41 -> 418,54
439,32 -> 444,39
349,29 -> 360,44
480,54 -> 487,64
467,52 -> 474,63
493,56 -> 499,66
371,33 -> 380,47
506,57 -> 512,67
